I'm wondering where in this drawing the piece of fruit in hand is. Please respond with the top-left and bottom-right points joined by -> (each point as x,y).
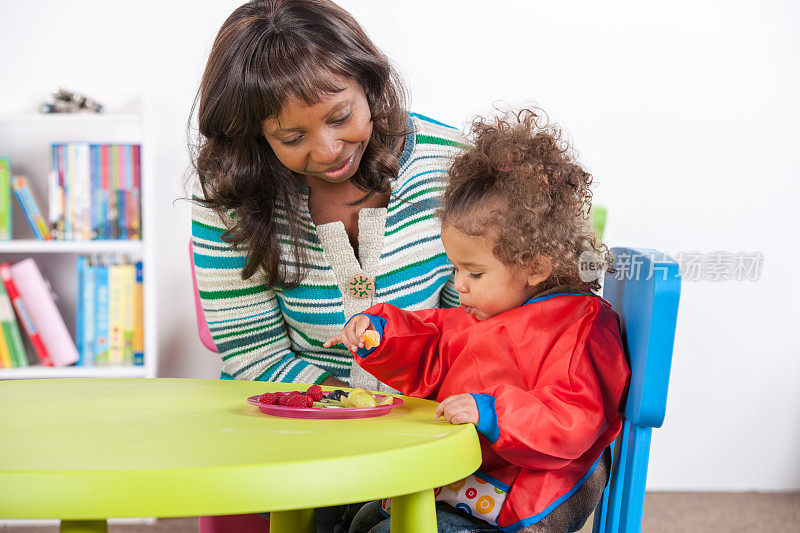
363,329 -> 381,349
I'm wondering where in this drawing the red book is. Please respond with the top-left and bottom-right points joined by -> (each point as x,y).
132,144 -> 141,189
0,263 -> 53,366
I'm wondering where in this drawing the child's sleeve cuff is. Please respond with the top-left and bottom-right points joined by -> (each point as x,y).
470,393 -> 500,443
345,313 -> 386,358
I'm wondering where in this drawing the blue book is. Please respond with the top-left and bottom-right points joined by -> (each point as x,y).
117,189 -> 127,240
90,145 -> 99,240
10,175 -> 50,240
93,261 -> 110,365
124,144 -> 134,190
134,261 -> 143,366
75,256 -> 85,364
80,257 -> 96,365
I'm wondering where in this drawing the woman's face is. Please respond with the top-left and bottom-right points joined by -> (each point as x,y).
262,76 -> 373,187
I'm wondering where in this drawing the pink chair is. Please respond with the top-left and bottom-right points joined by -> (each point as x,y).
190,240 -> 218,353
190,241 -> 270,533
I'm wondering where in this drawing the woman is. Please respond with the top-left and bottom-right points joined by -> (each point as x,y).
191,0 -> 464,396
191,2 -> 466,528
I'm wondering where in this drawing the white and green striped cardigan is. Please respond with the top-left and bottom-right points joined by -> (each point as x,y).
191,113 -> 466,389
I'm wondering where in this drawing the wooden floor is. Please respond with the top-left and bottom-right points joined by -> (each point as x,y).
2,493 -> 799,532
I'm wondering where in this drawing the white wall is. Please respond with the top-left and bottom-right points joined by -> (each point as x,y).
1,0 -> 798,491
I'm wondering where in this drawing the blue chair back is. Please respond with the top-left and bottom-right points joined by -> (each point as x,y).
592,247 -> 681,533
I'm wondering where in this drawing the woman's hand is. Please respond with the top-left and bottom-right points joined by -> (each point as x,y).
435,394 -> 479,425
323,314 -> 374,353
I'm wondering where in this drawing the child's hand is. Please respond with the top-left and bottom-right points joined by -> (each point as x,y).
323,314 -> 375,353
434,394 -> 478,426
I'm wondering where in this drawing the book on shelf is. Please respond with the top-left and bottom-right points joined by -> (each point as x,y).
0,262 -> 53,366
0,323 -> 11,367
133,261 -> 144,365
0,281 -> 28,367
0,156 -> 11,240
75,256 -> 97,365
50,142 -> 141,241
3,259 -> 79,367
93,259 -> 110,365
74,256 -> 142,367
10,175 -> 51,240
108,262 -> 124,364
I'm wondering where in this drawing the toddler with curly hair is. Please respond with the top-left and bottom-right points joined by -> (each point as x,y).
325,109 -> 631,533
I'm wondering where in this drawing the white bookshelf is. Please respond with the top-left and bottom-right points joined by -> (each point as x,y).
0,100 -> 158,380
0,239 -> 143,254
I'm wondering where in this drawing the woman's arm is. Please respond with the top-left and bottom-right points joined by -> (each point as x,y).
191,184 -> 342,385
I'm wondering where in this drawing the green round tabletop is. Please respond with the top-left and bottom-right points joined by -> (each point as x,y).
0,378 -> 481,529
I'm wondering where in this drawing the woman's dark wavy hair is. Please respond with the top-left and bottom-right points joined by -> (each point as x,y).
441,108 -> 613,293
189,0 -> 408,286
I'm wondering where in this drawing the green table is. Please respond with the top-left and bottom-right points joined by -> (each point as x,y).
0,378 -> 481,533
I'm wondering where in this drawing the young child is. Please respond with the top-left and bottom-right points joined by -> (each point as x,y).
324,109 -> 630,533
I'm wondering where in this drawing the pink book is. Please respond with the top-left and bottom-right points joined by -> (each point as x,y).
8,258 -> 79,366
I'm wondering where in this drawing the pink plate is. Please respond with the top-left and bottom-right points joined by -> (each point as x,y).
247,394 -> 404,419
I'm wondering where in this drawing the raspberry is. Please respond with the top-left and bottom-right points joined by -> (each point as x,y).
306,384 -> 323,401
278,393 -> 295,406
285,394 -> 313,408
259,392 -> 279,405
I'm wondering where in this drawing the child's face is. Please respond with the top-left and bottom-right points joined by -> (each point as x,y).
441,224 -> 541,321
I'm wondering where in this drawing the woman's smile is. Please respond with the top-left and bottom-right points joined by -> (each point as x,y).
318,150 -> 358,179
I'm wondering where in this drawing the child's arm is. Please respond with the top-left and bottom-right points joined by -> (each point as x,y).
326,303 -> 466,398
323,314 -> 375,353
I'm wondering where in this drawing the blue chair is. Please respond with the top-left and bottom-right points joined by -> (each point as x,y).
592,247 -> 681,533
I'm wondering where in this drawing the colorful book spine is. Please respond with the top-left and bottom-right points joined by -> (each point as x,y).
0,156 -> 12,240
119,262 -> 135,364
0,281 -> 27,367
108,261 -> 124,364
65,143 -> 75,240
90,145 -> 100,239
75,256 -> 97,366
133,261 -> 144,365
50,144 -> 66,240
117,189 -> 128,240
110,145 -> 119,239
99,144 -> 110,239
0,323 -> 11,367
10,176 -> 51,240
94,261 -> 110,365
0,262 -> 53,366
75,143 -> 92,240
75,256 -> 84,364
82,257 -> 97,366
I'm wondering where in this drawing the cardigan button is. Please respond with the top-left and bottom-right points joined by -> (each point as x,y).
348,275 -> 374,299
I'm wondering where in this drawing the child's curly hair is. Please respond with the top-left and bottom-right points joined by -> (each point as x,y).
441,108 -> 612,293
